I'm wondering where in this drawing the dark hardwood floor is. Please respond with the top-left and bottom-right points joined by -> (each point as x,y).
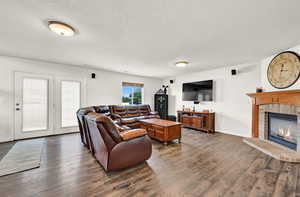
0,128 -> 299,197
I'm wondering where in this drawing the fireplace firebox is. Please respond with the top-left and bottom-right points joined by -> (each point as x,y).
268,112 -> 297,150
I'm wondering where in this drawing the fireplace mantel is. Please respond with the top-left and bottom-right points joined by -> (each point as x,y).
247,89 -> 300,137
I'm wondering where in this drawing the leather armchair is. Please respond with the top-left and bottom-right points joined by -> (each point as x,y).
86,113 -> 152,171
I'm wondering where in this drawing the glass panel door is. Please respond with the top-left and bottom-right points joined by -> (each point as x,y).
14,72 -> 54,140
61,81 -> 81,128
22,78 -> 49,132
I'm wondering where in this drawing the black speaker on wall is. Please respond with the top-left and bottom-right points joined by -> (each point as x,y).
231,69 -> 237,75
154,94 -> 168,120
170,79 -> 174,84
91,73 -> 96,79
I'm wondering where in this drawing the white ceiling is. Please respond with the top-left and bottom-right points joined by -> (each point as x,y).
1,0 -> 300,78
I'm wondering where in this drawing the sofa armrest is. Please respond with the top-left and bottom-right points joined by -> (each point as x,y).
120,129 -> 147,141
115,124 -> 131,132
108,135 -> 152,171
149,111 -> 158,115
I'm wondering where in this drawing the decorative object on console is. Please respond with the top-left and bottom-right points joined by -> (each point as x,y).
184,108 -> 191,112
154,94 -> 168,120
267,51 -> 300,89
177,111 -> 215,133
155,89 -> 165,95
162,85 -> 169,94
256,87 -> 263,93
202,109 -> 209,113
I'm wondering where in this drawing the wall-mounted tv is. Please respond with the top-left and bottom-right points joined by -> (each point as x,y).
182,80 -> 213,101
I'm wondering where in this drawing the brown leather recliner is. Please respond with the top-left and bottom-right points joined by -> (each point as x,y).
110,104 -> 160,128
77,105 -> 130,150
76,107 -> 95,149
86,113 -> 152,171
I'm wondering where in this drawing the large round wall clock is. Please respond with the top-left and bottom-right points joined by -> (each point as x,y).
267,51 -> 300,89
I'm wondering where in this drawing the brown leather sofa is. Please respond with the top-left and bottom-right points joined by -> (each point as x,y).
110,104 -> 159,128
86,113 -> 152,171
77,105 -> 130,151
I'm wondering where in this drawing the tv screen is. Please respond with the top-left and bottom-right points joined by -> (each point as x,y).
182,80 -> 213,101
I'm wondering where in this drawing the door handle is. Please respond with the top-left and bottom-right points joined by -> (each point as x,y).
16,108 -> 20,111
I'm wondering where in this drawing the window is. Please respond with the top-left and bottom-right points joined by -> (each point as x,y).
61,81 -> 81,127
122,82 -> 144,104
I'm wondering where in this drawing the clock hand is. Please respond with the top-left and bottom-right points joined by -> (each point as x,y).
280,64 -> 284,72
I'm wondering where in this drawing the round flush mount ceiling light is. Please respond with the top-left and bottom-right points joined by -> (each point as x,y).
175,61 -> 189,68
48,21 -> 75,36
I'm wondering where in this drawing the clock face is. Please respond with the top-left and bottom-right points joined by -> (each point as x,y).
267,51 -> 300,89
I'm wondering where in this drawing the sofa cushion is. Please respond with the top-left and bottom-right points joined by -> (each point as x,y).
126,106 -> 140,117
120,117 -> 137,124
138,105 -> 150,116
113,106 -> 127,117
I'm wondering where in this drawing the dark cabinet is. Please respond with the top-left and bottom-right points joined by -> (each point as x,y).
154,94 -> 168,120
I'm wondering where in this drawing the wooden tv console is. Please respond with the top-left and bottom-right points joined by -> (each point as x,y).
177,111 -> 215,133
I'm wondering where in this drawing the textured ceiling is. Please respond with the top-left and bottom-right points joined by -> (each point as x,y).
1,0 -> 300,78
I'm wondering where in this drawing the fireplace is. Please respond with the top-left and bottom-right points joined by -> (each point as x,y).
268,112 -> 297,150
246,90 -> 300,162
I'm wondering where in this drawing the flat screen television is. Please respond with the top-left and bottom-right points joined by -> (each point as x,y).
182,80 -> 213,101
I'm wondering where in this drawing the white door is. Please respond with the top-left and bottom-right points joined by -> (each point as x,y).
14,72 -> 84,140
14,72 -> 54,140
55,78 -> 82,134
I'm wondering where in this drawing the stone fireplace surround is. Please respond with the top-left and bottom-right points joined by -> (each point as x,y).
259,104 -> 300,151
245,90 -> 300,162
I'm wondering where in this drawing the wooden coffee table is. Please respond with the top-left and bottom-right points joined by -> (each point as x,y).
139,118 -> 182,145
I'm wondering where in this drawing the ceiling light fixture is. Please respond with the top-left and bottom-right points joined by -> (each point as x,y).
175,61 -> 189,68
48,21 -> 75,36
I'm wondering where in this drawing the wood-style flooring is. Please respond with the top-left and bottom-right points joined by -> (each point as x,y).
0,128 -> 299,197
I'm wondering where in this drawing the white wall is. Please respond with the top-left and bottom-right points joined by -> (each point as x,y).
86,68 -> 161,109
261,44 -> 300,91
164,63 -> 261,137
0,56 -> 162,142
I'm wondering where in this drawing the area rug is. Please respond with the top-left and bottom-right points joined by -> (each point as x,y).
0,139 -> 44,177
